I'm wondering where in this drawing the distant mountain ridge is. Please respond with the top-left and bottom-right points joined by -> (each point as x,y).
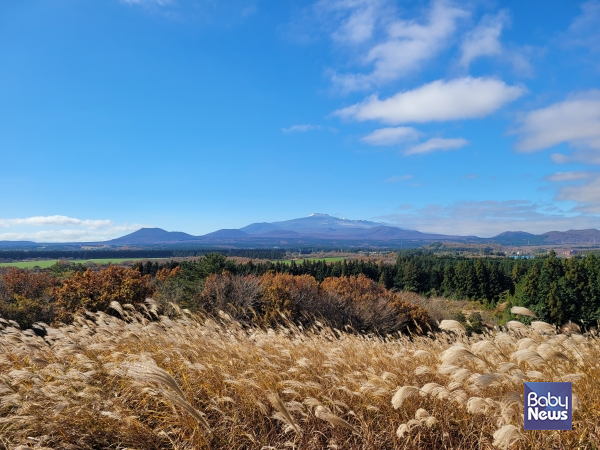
0,241 -> 39,248
100,213 -> 471,245
1,214 -> 599,247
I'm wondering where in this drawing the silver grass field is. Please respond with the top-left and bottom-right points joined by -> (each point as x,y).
1,302 -> 599,449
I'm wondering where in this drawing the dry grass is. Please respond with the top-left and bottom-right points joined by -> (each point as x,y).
1,304 -> 599,449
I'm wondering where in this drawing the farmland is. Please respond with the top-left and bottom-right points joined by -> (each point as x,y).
0,258 -> 167,269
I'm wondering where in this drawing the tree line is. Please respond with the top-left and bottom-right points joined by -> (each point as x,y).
0,248 -> 286,262
3,250 -> 600,329
157,251 -> 600,326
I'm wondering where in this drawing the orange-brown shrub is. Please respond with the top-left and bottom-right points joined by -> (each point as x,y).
322,275 -> 433,333
53,266 -> 153,323
155,266 -> 182,282
259,272 -> 321,325
0,268 -> 60,327
2,268 -> 59,300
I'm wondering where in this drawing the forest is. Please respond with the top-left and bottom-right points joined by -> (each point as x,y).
0,248 -> 286,262
135,250 -> 600,327
2,250 -> 600,330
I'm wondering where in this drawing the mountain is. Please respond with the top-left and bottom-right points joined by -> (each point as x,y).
106,228 -> 198,245
201,229 -> 249,238
488,231 -> 546,246
2,214 -> 599,248
488,229 -> 600,246
255,230 -> 301,237
270,213 -> 392,234
0,241 -> 38,248
201,214 -> 469,243
239,222 -> 281,234
542,229 -> 600,245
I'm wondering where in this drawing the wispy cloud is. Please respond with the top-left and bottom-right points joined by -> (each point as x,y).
282,124 -> 329,133
377,200 -> 600,237
360,126 -> 420,145
459,11 -> 507,67
335,77 -> 525,124
462,173 -> 480,179
317,0 -> 383,45
405,137 -> 468,155
515,90 -> 600,161
566,0 -> 600,52
556,175 -> 600,213
544,171 -> 595,182
0,215 -> 144,242
121,0 -> 172,6
458,11 -> 532,75
384,175 -> 412,182
318,0 -> 469,91
0,215 -> 112,229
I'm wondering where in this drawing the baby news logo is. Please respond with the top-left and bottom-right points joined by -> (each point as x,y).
524,382 -> 572,431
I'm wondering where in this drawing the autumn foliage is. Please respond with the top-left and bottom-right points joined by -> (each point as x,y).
1,268 -> 59,299
0,268 -> 59,328
321,274 -> 433,333
1,262 -> 432,336
259,272 -> 321,325
53,266 -> 153,323
197,271 -> 432,334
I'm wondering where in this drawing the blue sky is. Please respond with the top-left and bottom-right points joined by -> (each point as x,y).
1,0 -> 600,241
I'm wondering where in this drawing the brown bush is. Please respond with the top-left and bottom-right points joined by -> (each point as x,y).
155,266 -> 182,282
322,275 -> 433,334
53,266 -> 153,323
258,272 -> 320,325
0,268 -> 59,327
2,268 -> 59,299
199,271 -> 261,320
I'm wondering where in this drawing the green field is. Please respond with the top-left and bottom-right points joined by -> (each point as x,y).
0,258 -> 166,269
1,256 -> 347,269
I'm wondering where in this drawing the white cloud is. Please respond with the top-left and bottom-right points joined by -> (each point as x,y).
0,226 -> 142,243
0,215 -> 145,242
384,175 -> 412,182
377,200 -> 600,237
459,11 -> 507,67
458,11 -> 532,75
404,137 -> 468,155
515,91 -> 600,158
544,171 -> 595,182
543,172 -> 600,214
323,0 -> 469,91
316,0 -> 382,44
282,124 -> 323,133
567,0 -> 600,52
335,77 -> 525,124
360,126 -> 420,145
554,174 -> 600,213
0,215 -> 112,229
121,0 -> 172,6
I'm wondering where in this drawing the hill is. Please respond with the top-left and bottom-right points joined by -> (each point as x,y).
106,228 -> 198,245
